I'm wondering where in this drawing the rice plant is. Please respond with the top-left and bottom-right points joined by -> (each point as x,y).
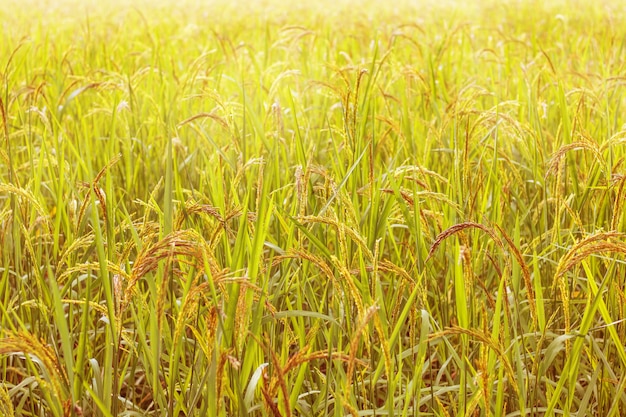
2,0 -> 626,415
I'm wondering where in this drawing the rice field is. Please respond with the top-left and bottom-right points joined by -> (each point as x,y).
2,0 -> 626,415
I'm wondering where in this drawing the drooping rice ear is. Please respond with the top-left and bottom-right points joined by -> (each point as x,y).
0,383 -> 14,417
0,331 -> 70,407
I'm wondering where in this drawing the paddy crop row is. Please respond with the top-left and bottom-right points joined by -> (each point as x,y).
2,0 -> 626,415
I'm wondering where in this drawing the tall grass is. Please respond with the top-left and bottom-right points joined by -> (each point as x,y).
2,0 -> 626,415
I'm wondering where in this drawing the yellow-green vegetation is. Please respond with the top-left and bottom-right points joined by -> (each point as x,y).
2,0 -> 626,415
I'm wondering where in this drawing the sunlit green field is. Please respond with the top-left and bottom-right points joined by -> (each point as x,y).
2,0 -> 626,415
